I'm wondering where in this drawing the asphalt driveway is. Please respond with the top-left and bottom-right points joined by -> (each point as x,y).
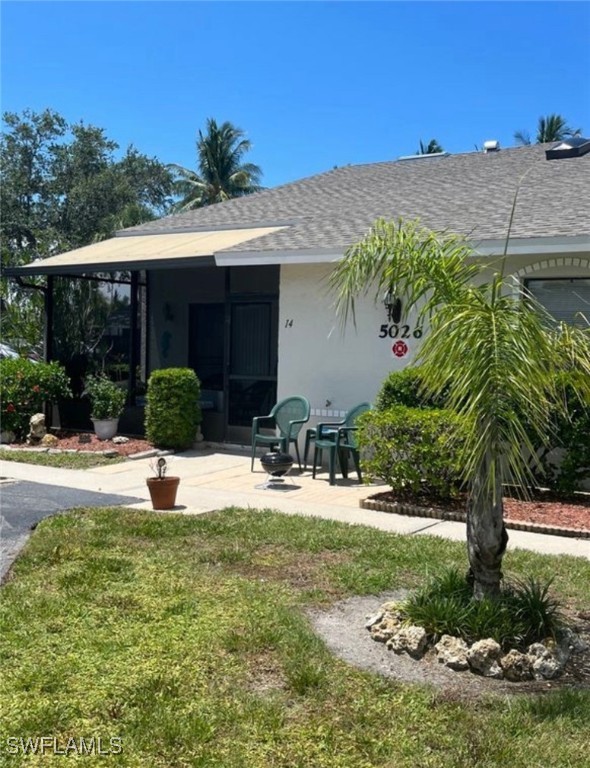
0,480 -> 143,581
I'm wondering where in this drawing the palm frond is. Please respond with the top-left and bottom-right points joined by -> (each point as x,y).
417,283 -> 557,494
329,218 -> 478,328
169,118 -> 262,210
514,130 -> 531,146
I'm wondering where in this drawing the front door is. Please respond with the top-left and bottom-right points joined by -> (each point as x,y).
188,293 -> 278,443
226,299 -> 278,443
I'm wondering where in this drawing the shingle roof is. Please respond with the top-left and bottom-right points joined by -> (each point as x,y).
123,144 -> 590,254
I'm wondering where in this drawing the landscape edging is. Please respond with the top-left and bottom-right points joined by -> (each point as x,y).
360,498 -> 590,540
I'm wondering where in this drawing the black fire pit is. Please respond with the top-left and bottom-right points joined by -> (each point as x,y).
258,451 -> 294,489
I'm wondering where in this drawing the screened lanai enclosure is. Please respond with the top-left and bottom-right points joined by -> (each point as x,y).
11,266 -> 280,441
40,264 -> 279,440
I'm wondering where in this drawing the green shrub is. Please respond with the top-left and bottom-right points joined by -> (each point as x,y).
146,368 -> 201,450
539,374 -> 590,493
0,358 -> 71,439
402,568 -> 565,650
506,576 -> 566,647
83,374 -> 127,420
375,367 -> 448,410
376,368 -> 590,492
358,406 -> 468,500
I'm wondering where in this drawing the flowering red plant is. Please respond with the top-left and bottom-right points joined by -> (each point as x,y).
0,359 -> 71,439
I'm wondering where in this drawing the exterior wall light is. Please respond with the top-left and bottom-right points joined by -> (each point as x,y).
383,290 -> 403,324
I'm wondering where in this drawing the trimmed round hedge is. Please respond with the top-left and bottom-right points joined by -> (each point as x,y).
145,368 -> 201,450
357,405 -> 469,501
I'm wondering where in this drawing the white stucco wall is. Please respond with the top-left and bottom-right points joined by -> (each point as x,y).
276,264 -> 424,419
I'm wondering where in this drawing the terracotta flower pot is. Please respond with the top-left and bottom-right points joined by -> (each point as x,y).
146,476 -> 180,510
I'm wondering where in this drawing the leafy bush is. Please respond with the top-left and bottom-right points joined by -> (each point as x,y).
0,358 -> 71,439
145,368 -> 201,450
376,368 -> 590,492
402,568 -> 565,650
358,406 -> 468,500
83,374 -> 127,419
539,373 -> 590,493
375,367 -> 448,411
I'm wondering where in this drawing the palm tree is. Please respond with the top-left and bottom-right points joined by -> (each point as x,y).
169,119 -> 262,211
329,219 -> 590,600
514,114 -> 582,146
417,139 -> 444,154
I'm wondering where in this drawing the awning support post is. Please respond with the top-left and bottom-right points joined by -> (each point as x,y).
44,275 -> 54,363
128,271 -> 139,404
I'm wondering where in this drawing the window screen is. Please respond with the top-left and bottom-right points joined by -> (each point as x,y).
525,278 -> 590,327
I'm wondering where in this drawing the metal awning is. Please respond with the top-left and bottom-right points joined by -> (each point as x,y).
2,226 -> 285,276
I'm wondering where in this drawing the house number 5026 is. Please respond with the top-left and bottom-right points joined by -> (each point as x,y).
378,324 -> 422,339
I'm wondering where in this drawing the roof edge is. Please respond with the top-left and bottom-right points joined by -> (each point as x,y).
116,219 -> 298,237
4,235 -> 587,277
216,235 -> 590,266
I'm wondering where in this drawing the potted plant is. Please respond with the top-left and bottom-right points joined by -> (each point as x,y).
146,457 -> 180,510
84,374 -> 127,440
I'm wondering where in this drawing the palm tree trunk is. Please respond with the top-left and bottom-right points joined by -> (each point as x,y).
466,455 -> 509,599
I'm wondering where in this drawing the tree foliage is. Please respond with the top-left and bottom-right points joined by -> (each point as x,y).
0,108 -> 174,354
514,113 -> 582,146
417,138 -> 444,154
169,118 -> 262,211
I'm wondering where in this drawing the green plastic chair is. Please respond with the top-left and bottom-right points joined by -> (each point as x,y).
312,402 -> 371,485
303,402 -> 370,471
251,396 -> 310,471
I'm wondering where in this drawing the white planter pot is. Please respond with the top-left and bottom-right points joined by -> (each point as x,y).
91,418 -> 119,441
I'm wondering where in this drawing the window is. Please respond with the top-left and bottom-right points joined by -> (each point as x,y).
525,278 -> 590,327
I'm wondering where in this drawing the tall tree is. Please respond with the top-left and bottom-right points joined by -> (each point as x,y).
417,138 -> 444,154
514,113 -> 582,145
329,218 -> 590,599
169,118 -> 262,211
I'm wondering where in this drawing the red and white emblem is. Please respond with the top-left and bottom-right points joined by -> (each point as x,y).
392,340 -> 409,358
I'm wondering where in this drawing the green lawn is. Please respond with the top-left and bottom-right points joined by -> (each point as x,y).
1,508 -> 589,767
0,449 -> 123,469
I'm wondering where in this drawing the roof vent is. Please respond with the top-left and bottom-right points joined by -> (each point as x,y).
545,137 -> 590,160
483,140 -> 500,153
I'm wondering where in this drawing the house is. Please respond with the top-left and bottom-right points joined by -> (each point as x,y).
5,140 -> 590,442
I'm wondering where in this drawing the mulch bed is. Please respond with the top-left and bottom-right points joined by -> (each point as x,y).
366,488 -> 590,534
10,431 -> 154,457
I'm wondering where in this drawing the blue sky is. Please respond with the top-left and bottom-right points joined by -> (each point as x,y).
2,1 -> 589,188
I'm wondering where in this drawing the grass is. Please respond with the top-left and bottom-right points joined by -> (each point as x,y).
1,507 -> 589,767
0,449 -> 123,469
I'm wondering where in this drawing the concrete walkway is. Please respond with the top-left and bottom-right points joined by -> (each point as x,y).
1,448 -> 589,560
